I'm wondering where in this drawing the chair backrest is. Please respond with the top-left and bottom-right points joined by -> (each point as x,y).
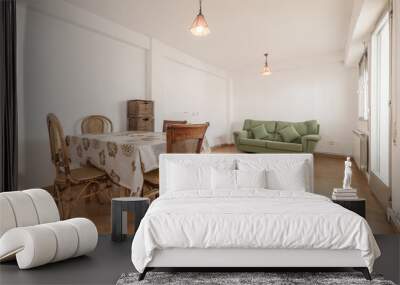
162,120 -> 188,132
47,113 -> 71,176
81,115 -> 113,134
166,123 -> 209,153
0,189 -> 60,237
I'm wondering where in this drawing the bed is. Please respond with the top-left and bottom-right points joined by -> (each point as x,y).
131,154 -> 380,280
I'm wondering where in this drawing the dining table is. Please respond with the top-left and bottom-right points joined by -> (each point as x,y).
66,131 -> 210,195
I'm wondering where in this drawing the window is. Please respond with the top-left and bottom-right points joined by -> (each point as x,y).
370,12 -> 391,186
358,52 -> 369,120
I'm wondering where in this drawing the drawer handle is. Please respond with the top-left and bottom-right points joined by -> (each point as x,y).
143,118 -> 149,121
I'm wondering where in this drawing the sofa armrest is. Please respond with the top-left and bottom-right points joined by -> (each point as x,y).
301,135 -> 321,153
233,130 -> 249,145
302,134 -> 321,142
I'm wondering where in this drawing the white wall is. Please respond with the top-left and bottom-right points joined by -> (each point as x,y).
231,62 -> 358,155
150,39 -> 231,146
18,0 -> 231,188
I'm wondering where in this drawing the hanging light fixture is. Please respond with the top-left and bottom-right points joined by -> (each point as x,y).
190,0 -> 210,37
261,53 -> 272,76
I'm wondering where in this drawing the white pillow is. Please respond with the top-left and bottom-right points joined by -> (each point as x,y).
211,168 -> 236,190
167,162 -> 211,191
266,162 -> 307,191
237,170 -> 267,189
211,169 -> 267,190
237,159 -> 309,191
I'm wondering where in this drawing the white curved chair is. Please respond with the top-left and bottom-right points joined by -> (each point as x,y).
0,189 -> 98,269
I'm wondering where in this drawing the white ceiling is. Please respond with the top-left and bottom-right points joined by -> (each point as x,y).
65,0 -> 353,72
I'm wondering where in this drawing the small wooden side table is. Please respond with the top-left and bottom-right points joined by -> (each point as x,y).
111,197 -> 150,242
332,198 -> 366,218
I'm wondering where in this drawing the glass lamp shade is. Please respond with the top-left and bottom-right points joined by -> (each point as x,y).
190,13 -> 210,36
261,65 -> 272,76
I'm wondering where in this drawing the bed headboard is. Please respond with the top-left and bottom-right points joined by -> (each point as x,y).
159,153 -> 314,196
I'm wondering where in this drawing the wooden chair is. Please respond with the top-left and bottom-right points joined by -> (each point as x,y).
166,123 -> 209,153
162,120 -> 187,132
47,113 -> 111,219
81,115 -> 113,134
142,123 -> 209,201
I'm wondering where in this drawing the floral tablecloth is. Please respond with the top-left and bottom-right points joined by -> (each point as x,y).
67,131 -> 167,194
67,131 -> 210,194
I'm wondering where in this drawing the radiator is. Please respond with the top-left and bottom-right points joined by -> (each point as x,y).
352,129 -> 368,172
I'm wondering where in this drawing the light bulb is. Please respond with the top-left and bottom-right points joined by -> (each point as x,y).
261,66 -> 272,76
190,14 -> 210,36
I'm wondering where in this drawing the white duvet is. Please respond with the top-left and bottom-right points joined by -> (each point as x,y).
131,190 -> 380,273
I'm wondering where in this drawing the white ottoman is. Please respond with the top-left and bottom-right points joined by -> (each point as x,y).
0,189 -> 98,269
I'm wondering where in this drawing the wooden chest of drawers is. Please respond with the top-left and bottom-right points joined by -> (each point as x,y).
128,100 -> 153,117
127,100 -> 154,131
128,116 -> 154,131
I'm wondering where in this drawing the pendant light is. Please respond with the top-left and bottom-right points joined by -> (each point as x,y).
190,0 -> 210,37
261,53 -> 272,76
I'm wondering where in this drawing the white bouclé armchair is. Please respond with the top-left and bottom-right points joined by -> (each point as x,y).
0,189 -> 98,269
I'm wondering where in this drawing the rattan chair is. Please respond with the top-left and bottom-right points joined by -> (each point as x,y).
81,115 -> 113,134
162,120 -> 187,132
141,170 -> 160,202
47,113 -> 111,219
142,123 -> 209,201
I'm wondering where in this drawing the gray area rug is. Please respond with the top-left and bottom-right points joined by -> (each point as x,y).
116,272 -> 396,285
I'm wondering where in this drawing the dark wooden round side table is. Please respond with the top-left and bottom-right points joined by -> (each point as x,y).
111,197 -> 150,242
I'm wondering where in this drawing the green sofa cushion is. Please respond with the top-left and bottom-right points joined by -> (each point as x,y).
292,137 -> 302,144
262,121 -> 276,133
240,138 -> 268,148
278,125 -> 301,142
293,122 -> 308,136
263,132 -> 281,141
251,124 -> 268,139
244,120 -> 276,133
306,120 -> 319,134
276,121 -> 291,132
266,141 -> 303,152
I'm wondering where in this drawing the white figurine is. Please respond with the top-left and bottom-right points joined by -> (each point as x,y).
342,157 -> 352,189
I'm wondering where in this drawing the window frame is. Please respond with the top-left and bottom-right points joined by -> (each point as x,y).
370,10 -> 391,186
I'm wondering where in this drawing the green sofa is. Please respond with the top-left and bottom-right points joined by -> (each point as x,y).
233,119 -> 321,153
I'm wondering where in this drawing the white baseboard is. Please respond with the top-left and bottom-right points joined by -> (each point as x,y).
387,207 -> 400,232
